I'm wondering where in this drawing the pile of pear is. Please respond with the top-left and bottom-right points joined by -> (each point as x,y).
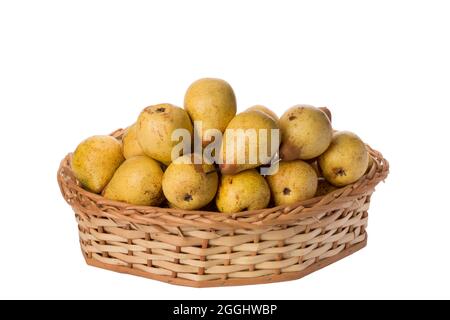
71,78 -> 372,213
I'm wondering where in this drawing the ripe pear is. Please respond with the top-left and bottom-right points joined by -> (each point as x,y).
216,169 -> 270,213
318,131 -> 369,187
316,178 -> 338,196
162,154 -> 218,210
279,105 -> 332,160
72,135 -> 124,193
245,105 -> 279,122
184,78 -> 236,146
103,156 -> 164,206
219,110 -> 280,175
266,160 -> 318,206
122,124 -> 145,159
137,103 -> 193,165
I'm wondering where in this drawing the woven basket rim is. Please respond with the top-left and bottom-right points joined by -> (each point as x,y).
57,129 -> 389,228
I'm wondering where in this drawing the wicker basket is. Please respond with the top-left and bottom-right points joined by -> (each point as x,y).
57,129 -> 389,287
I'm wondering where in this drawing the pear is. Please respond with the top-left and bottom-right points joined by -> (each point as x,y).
266,160 -> 318,206
245,105 -> 279,122
122,124 -> 145,159
103,155 -> 164,206
219,110 -> 280,175
184,78 -> 236,146
137,103 -> 193,165
162,154 -> 218,210
71,135 -> 124,193
318,131 -> 369,187
316,178 -> 338,196
279,105 -> 332,160
216,169 -> 270,213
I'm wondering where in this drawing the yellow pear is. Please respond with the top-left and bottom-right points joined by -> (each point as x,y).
184,78 -> 236,146
279,105 -> 332,160
103,156 -> 164,206
219,110 -> 280,175
216,169 -> 270,213
122,124 -> 145,159
266,160 -> 318,206
162,154 -> 218,210
318,131 -> 369,187
71,135 -> 124,193
137,103 -> 193,165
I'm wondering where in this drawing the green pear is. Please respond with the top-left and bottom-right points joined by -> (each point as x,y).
103,155 -> 164,206
266,160 -> 318,206
71,135 -> 124,193
162,154 -> 218,210
279,105 -> 332,160
137,103 -> 193,165
184,78 -> 236,146
319,131 -> 369,186
216,169 -> 270,213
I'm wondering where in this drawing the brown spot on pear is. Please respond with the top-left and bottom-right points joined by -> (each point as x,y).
318,131 -> 369,187
216,169 -> 270,213
266,160 -> 317,206
279,105 -> 332,160
71,135 -> 124,193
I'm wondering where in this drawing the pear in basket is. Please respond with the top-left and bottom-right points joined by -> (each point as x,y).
319,131 -> 369,187
219,110 -> 279,175
279,105 -> 332,161
216,169 -> 270,213
184,78 -> 236,146
72,135 -> 124,193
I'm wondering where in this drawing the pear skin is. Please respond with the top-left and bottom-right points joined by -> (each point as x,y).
103,155 -> 164,206
184,78 -> 236,146
162,154 -> 218,210
266,160 -> 318,206
72,135 -> 124,193
122,124 -> 145,159
280,105 -> 332,160
219,111 -> 280,175
318,131 -> 369,187
216,169 -> 270,213
137,103 -> 193,165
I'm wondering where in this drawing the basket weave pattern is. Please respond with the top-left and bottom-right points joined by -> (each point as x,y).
58,130 -> 389,287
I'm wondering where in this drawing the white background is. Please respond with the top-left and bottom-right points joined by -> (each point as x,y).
1,0 -> 449,299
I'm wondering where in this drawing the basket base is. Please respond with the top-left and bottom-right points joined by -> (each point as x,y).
81,238 -> 367,288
